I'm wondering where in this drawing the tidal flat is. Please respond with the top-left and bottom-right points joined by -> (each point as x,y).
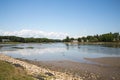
21,57 -> 120,80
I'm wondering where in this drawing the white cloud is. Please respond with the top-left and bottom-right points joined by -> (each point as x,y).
0,29 -> 68,39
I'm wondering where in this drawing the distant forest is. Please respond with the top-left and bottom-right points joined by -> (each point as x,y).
0,36 -> 61,43
63,32 -> 120,42
0,32 -> 120,43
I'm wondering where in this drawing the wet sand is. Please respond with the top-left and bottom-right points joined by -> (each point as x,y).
21,57 -> 120,80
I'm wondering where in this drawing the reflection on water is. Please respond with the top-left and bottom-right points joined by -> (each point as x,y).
0,43 -> 120,62
101,44 -> 120,48
65,43 -> 69,50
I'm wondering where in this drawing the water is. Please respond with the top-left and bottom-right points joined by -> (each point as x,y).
0,43 -> 120,63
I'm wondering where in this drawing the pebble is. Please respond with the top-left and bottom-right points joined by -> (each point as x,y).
112,77 -> 115,80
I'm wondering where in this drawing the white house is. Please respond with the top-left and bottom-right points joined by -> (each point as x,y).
71,40 -> 78,43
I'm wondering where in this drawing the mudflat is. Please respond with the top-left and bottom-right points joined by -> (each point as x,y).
85,57 -> 120,67
22,57 -> 120,80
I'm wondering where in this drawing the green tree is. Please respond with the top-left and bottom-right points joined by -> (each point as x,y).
78,38 -> 81,42
81,37 -> 87,42
113,33 -> 119,41
63,36 -> 70,42
70,37 -> 74,40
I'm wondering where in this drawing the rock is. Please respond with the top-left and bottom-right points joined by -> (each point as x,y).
112,77 -> 115,80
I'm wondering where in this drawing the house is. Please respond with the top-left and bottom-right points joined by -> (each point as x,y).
81,39 -> 84,42
71,40 -> 78,43
86,39 -> 89,42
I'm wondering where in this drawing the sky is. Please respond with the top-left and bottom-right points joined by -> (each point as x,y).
0,0 -> 120,39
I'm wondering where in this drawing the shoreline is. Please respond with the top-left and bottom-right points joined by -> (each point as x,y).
0,54 -> 120,80
0,42 -> 120,44
0,54 -> 82,80
64,42 -> 120,45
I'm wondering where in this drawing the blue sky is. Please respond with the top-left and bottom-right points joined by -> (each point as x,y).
0,0 -> 120,39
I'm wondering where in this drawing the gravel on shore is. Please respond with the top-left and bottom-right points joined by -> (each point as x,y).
21,57 -> 120,80
0,54 -> 83,80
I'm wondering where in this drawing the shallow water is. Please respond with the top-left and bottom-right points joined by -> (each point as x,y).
0,43 -> 120,63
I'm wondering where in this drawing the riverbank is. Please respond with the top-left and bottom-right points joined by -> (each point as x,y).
20,57 -> 120,80
0,54 -> 82,80
0,42 -> 120,45
65,42 -> 120,45
0,54 -> 120,80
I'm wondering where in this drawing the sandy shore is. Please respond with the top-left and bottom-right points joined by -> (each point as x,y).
21,57 -> 120,80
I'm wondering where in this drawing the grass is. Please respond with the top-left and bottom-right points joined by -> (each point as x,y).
0,60 -> 34,80
0,60 -> 55,80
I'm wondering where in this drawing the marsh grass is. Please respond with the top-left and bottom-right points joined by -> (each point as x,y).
0,60 -> 34,80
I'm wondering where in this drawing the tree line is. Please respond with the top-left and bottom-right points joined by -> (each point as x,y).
0,32 -> 120,43
63,32 -> 120,42
0,36 -> 61,43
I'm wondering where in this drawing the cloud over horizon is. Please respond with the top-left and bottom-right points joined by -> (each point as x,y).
0,29 -> 68,39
